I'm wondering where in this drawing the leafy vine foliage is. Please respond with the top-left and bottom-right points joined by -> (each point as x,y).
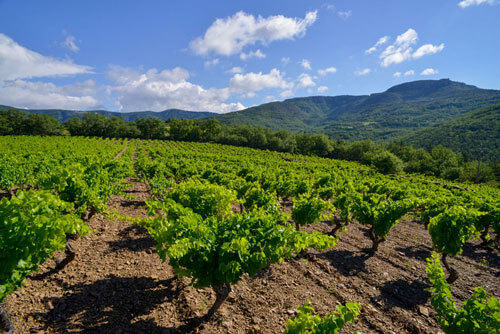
143,197 -> 337,318
0,136 -> 134,334
0,191 -> 89,303
352,192 -> 415,253
291,195 -> 333,231
1,136 -> 500,332
426,253 -> 500,333
284,301 -> 361,334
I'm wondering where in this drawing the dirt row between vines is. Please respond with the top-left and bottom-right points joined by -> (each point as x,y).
5,177 -> 500,334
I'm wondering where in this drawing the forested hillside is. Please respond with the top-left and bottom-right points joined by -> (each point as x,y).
216,79 -> 500,141
3,79 -> 500,142
0,105 -> 215,122
404,103 -> 500,161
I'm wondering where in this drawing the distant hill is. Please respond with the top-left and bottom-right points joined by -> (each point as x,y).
3,79 -> 500,145
403,103 -> 500,161
215,79 -> 500,141
0,105 -> 216,122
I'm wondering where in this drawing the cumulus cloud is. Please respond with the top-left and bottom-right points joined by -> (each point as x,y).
240,49 -> 266,60
413,43 -> 445,59
355,68 -> 371,76
458,0 -> 494,7
229,68 -> 293,93
317,86 -> 328,93
0,79 -> 100,110
405,70 -> 415,76
365,35 -> 390,54
190,11 -> 317,56
380,29 -> 418,67
108,65 -> 244,113
379,29 -> 444,67
0,33 -> 92,80
421,68 -> 439,75
323,3 -> 335,11
297,73 -> 316,88
204,58 -> 220,68
229,66 -> 244,74
393,72 -> 402,78
280,90 -> 294,98
300,59 -> 312,70
0,33 -> 97,110
337,10 -> 352,19
240,92 -> 257,99
281,57 -> 291,65
264,95 -> 277,103
318,67 -> 337,76
63,35 -> 79,53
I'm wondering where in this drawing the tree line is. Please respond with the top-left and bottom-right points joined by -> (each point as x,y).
1,108 -> 498,185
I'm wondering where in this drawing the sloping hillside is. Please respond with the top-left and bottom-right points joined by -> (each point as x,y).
0,106 -> 216,122
3,79 -> 500,142
403,103 -> 500,161
216,79 -> 500,141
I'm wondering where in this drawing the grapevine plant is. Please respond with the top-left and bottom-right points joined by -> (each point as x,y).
352,193 -> 415,253
427,206 -> 481,283
165,179 -> 236,219
284,301 -> 361,334
426,253 -> 500,333
143,199 -> 337,319
0,190 -> 89,333
474,198 -> 500,247
329,182 -> 357,236
291,195 -> 334,231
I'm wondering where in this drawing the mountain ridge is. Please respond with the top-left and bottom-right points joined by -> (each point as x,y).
403,103 -> 500,161
0,106 -> 216,122
2,79 -> 500,143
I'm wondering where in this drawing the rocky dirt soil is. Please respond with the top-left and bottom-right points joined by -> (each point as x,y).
5,177 -> 500,334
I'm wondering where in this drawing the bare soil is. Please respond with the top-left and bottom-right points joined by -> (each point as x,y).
5,178 -> 499,334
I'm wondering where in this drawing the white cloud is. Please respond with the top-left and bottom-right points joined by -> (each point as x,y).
297,73 -> 316,88
338,10 -> 352,19
264,95 -> 277,103
280,90 -> 294,98
63,35 -> 79,53
0,33 -> 92,81
229,68 -> 293,93
458,0 -> 494,7
393,72 -> 402,78
240,49 -> 266,60
60,79 -> 99,96
323,3 -> 335,11
229,66 -> 244,74
108,65 -> 244,113
204,58 -> 220,68
355,68 -> 371,76
281,57 -> 291,65
240,92 -> 257,99
300,59 -> 312,70
421,68 -> 439,75
365,35 -> 390,54
318,66 -> 337,76
317,86 -> 328,93
413,43 -> 445,59
190,10 -> 317,56
380,29 -> 418,67
0,79 -> 99,110
365,47 -> 377,55
405,70 -> 415,76
379,29 -> 444,67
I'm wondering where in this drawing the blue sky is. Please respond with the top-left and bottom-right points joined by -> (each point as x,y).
0,0 -> 499,112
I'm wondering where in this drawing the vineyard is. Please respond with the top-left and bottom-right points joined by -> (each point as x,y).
1,136 -> 499,333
